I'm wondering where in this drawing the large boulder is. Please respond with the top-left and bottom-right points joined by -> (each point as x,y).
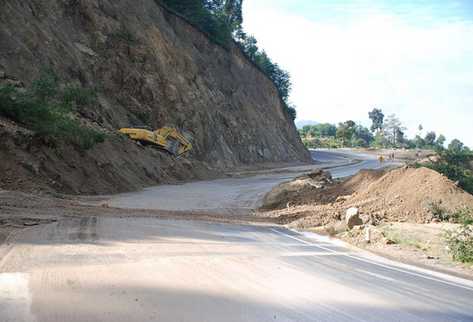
345,207 -> 363,229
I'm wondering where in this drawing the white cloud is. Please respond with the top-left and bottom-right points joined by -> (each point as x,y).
243,2 -> 473,146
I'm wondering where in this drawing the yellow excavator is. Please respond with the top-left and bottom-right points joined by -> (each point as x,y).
119,127 -> 193,157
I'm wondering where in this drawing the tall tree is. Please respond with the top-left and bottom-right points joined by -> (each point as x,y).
383,114 -> 405,147
424,131 -> 437,146
368,108 -> 384,133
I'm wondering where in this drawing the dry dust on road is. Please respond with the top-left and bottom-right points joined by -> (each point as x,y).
1,216 -> 473,322
103,150 -> 390,214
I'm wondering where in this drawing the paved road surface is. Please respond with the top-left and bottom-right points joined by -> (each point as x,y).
106,150 -> 390,214
3,150 -> 469,322
1,217 -> 472,322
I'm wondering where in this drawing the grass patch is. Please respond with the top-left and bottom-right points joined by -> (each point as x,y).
0,71 -> 105,150
382,226 -> 430,251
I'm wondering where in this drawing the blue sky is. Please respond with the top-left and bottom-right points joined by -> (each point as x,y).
243,0 -> 473,147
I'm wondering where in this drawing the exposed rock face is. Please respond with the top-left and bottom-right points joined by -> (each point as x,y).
0,0 -> 310,194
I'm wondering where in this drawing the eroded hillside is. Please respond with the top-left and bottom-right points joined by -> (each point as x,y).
0,0 -> 310,194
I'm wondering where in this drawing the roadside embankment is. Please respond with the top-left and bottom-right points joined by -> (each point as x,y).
257,166 -> 473,277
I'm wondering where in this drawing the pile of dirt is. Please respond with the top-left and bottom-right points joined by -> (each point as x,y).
258,167 -> 473,228
260,170 -> 333,210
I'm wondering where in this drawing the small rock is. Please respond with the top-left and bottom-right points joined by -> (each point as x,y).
75,42 -> 97,57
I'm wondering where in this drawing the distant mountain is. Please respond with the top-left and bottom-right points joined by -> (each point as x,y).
295,120 -> 318,129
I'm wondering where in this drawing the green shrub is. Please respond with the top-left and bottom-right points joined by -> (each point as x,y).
62,85 -> 97,107
0,71 -> 105,150
445,224 -> 473,263
159,0 -> 232,47
426,200 -> 449,221
451,208 -> 473,226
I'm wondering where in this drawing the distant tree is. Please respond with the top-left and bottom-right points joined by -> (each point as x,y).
372,132 -> 388,148
449,139 -> 465,153
436,134 -> 446,147
368,108 -> 384,133
336,120 -> 356,146
413,135 -> 425,149
318,123 -> 337,137
352,125 -> 374,147
383,114 -> 405,147
424,131 -> 437,146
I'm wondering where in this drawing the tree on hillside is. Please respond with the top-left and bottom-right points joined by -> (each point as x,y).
449,139 -> 466,153
223,0 -> 243,32
424,131 -> 437,146
368,108 -> 384,133
436,134 -> 446,147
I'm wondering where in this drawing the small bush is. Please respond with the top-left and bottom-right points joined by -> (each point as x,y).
445,224 -> 473,263
0,71 -> 105,150
426,200 -> 449,221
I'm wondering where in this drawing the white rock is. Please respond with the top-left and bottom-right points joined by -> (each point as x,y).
346,207 -> 362,229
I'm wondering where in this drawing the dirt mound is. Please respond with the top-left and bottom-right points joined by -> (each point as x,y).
260,170 -> 333,210
346,167 -> 473,222
258,167 -> 473,227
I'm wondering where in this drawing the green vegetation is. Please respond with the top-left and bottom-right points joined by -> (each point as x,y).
299,108 -> 471,158
0,71 -> 105,150
446,223 -> 473,263
158,0 -> 296,120
299,122 -> 373,149
159,0 -> 237,47
421,143 -> 473,195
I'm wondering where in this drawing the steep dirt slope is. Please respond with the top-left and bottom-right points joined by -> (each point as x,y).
0,0 -> 310,194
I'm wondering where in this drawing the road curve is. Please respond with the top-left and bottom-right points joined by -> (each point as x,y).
1,217 -> 472,321
105,150 -> 393,214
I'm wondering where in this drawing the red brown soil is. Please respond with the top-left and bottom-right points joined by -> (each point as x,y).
258,167 -> 473,228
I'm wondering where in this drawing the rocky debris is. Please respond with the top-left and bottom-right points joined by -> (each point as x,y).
345,207 -> 363,229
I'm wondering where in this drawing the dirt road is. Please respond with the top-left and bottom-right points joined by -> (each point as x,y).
105,150 -> 389,214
